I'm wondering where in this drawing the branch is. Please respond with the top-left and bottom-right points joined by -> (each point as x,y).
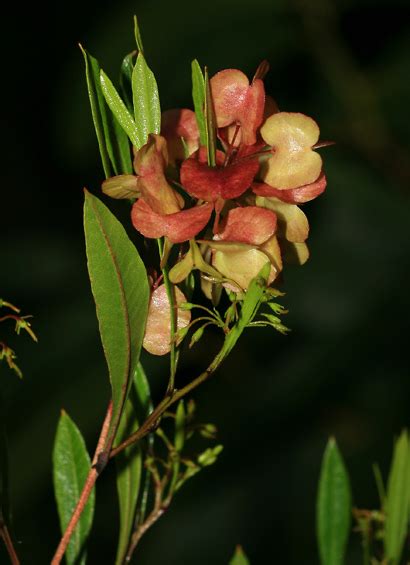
0,514 -> 20,565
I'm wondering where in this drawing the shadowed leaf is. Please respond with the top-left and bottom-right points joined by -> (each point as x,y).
53,411 -> 95,565
316,438 -> 351,565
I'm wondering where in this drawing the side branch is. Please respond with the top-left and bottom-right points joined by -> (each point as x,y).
0,516 -> 20,565
50,402 -> 113,565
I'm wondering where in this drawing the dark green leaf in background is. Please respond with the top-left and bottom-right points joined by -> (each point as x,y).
132,53 -> 161,150
191,60 -> 206,146
229,545 -> 250,565
384,430 -> 410,565
83,191 -> 150,451
316,438 -> 351,565
114,366 -> 148,565
120,52 -> 137,113
53,411 -> 95,565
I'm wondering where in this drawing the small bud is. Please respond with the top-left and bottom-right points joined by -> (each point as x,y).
189,325 -> 205,348
197,444 -> 224,467
199,423 -> 218,439
179,302 -> 195,311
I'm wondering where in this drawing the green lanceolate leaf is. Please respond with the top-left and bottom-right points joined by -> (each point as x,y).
229,545 -> 250,565
204,67 -> 217,167
191,60 -> 206,145
53,411 -> 95,565
132,53 -> 161,150
81,47 -> 133,177
84,191 -> 150,451
115,365 -> 151,565
316,438 -> 351,565
100,69 -> 141,149
384,430 -> 410,564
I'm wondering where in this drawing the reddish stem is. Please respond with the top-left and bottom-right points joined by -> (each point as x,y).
0,519 -> 20,565
50,402 -> 113,565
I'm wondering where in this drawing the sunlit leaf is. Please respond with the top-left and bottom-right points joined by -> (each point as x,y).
384,430 -> 410,565
316,438 -> 351,565
84,191 -> 150,450
100,69 -> 141,149
53,411 -> 95,565
191,59 -> 206,145
132,53 -> 161,150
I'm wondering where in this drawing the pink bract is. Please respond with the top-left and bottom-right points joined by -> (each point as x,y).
211,69 -> 265,146
215,206 -> 277,246
252,174 -> 327,204
131,199 -> 213,243
180,152 -> 259,202
161,109 -> 199,164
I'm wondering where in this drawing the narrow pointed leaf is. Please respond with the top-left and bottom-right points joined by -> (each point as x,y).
316,438 -> 351,565
132,53 -> 161,149
120,51 -> 137,113
114,366 -> 148,565
229,545 -> 250,565
81,47 -> 133,177
84,190 -> 150,451
100,69 -> 141,148
53,411 -> 95,565
133,15 -> 145,54
384,430 -> 410,564
204,67 -> 217,167
80,45 -> 112,178
191,59 -> 206,145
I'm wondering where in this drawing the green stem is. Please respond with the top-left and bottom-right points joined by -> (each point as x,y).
157,239 -> 178,394
110,338 -> 229,460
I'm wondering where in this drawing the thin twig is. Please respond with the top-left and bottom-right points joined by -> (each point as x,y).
110,351 -> 222,459
124,467 -> 167,562
50,402 -> 113,565
0,515 -> 20,565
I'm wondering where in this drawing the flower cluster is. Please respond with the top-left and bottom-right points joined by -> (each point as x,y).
102,65 -> 327,354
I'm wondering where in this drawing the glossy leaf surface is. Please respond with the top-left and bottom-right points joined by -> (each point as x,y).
100,69 -> 141,148
132,53 -> 161,149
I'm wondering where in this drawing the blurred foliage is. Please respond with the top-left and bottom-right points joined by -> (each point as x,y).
1,0 -> 409,562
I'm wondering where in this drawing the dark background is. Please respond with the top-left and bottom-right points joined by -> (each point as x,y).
1,0 -> 410,562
